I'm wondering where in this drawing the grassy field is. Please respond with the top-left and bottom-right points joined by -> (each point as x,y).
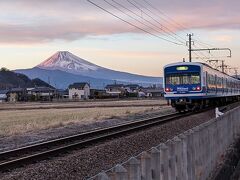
0,106 -> 165,137
0,99 -> 167,110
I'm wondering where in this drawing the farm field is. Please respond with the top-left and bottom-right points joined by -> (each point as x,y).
0,99 -> 169,137
0,98 -> 167,110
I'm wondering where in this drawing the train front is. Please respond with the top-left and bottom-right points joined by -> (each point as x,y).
163,62 -> 203,112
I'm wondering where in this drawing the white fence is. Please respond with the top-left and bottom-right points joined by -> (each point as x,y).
90,106 -> 240,180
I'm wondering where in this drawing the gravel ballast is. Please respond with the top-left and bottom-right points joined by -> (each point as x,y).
0,109 -> 216,180
0,107 -> 174,152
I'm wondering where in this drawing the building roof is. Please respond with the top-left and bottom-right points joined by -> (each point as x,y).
0,94 -> 7,99
90,89 -> 106,92
124,84 -> 140,89
9,88 -> 25,93
0,90 -> 9,94
105,84 -> 124,89
69,82 -> 89,89
141,88 -> 164,93
30,87 -> 55,92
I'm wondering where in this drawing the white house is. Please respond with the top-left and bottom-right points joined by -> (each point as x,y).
0,90 -> 8,102
68,82 -> 90,100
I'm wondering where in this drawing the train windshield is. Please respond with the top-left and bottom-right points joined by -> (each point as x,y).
165,73 -> 200,85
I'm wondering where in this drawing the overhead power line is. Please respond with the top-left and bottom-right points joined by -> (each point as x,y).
88,0 -> 226,64
141,0 -> 190,32
87,0 -> 185,45
104,0 -> 183,43
126,0 -> 186,44
110,0 -> 184,44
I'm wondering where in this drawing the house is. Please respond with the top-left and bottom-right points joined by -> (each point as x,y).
8,88 -> 26,102
124,84 -> 140,93
68,82 -> 90,100
0,90 -> 9,102
105,84 -> 125,97
27,87 -> 55,101
90,89 -> 109,99
124,84 -> 141,97
55,89 -> 69,99
141,87 -> 164,97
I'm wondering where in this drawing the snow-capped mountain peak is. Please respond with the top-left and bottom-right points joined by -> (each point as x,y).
37,51 -> 100,72
30,51 -> 162,87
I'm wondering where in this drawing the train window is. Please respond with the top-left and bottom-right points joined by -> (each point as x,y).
182,75 -> 190,84
191,74 -> 200,84
166,75 -> 180,85
165,73 -> 200,85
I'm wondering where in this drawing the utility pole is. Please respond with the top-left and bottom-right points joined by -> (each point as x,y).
187,35 -> 231,63
226,67 -> 238,78
218,62 -> 228,73
221,60 -> 224,73
187,34 -> 194,62
234,69 -> 238,78
207,60 -> 228,73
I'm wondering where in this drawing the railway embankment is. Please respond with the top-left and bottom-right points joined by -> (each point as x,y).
211,137 -> 240,180
90,105 -> 240,180
0,106 -> 216,179
1,103 -> 239,179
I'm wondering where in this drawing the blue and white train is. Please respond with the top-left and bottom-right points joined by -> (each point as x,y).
163,62 -> 240,111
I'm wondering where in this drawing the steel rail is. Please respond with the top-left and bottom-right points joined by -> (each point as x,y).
0,110 -> 206,172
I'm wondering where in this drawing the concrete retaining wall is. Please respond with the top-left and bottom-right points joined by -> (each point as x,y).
90,106 -> 240,180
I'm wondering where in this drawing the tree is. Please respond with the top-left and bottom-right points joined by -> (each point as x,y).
0,67 -> 9,72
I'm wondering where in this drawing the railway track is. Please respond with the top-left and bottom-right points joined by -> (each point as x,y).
0,109 -> 211,172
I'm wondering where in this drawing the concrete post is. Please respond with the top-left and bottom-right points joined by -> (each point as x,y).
211,118 -> 218,168
192,126 -> 201,180
206,120 -> 216,176
229,112 -> 234,143
178,134 -> 188,180
216,116 -> 224,162
141,151 -> 152,180
184,129 -> 195,180
166,140 -> 177,180
159,143 -> 169,180
97,172 -> 110,180
201,122 -> 211,180
127,157 -> 141,180
236,108 -> 240,137
197,124 -> 205,180
114,164 -> 128,180
233,110 -> 238,139
172,136 -> 182,180
150,147 -> 161,180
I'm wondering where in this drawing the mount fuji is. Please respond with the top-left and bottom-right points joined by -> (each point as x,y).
15,51 -> 162,89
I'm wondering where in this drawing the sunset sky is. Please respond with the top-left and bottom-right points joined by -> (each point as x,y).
0,0 -> 239,76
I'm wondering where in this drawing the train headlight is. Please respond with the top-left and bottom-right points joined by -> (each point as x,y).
196,86 -> 201,91
165,88 -> 170,92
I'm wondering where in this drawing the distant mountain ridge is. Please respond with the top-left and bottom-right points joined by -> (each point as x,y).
15,51 -> 162,89
0,68 -> 53,90
15,67 -> 116,89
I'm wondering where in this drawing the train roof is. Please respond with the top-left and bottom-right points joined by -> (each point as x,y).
164,62 -> 206,68
164,61 -> 239,81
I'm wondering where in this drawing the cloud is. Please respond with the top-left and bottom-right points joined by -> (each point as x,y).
0,0 -> 239,44
213,35 -> 234,42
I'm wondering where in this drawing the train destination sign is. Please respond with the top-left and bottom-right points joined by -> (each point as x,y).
176,66 -> 189,71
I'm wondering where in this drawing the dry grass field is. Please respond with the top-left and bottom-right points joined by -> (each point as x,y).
0,99 -> 167,110
0,106 -> 165,137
